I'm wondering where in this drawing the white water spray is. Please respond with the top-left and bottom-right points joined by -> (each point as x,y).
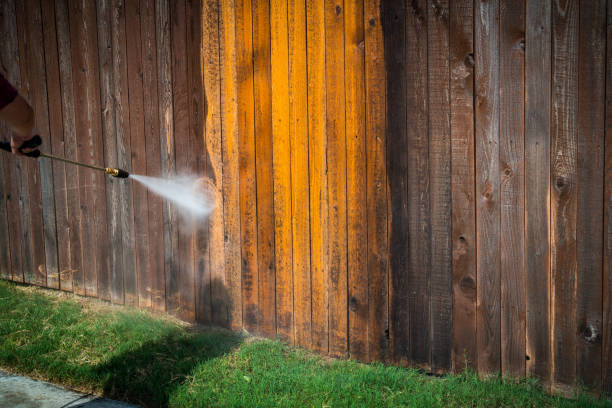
130,174 -> 216,219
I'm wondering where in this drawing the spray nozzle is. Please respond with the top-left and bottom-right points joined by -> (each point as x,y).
105,167 -> 130,178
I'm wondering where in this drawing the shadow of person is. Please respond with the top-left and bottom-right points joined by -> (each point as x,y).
93,320 -> 243,408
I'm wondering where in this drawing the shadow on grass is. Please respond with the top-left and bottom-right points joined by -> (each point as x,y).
94,328 -> 244,408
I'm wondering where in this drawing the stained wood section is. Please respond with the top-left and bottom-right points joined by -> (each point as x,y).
364,0 -> 388,363
428,0 -> 452,372
236,0 -> 259,333
450,0 -> 476,372
575,0 -> 605,391
307,0 -> 329,353
220,0 -> 242,330
288,0 -> 311,349
475,0 -> 501,376
405,0 -> 429,368
383,0 -> 409,364
345,0 -> 367,362
551,0 -> 578,393
271,0 -> 293,343
325,0 -> 348,358
252,0 -> 275,338
525,0 -> 551,385
499,0 -> 525,378
604,0 -> 612,396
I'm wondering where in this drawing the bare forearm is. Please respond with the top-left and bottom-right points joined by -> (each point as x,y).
0,95 -> 34,137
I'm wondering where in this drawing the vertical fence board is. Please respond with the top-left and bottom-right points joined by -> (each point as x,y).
475,0 -> 501,376
345,0 -> 368,362
271,0 -> 293,344
405,0 -> 430,368
525,0 -> 551,386
288,0 -> 312,349
499,0 -> 525,378
551,0 -> 578,393
325,0 -> 348,358
428,0 -> 452,372
382,0 -> 408,365
220,0 -> 242,330
41,0 -> 66,290
54,0 -> 79,292
450,0 -> 476,372
203,0 -> 227,328
142,0 -> 165,312
576,0 -> 605,390
252,0 -> 276,338
604,0 -> 612,395
364,0 -> 388,363
307,0 -> 329,353
236,0 -> 259,333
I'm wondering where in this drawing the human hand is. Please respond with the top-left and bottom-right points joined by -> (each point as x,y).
10,132 -> 41,156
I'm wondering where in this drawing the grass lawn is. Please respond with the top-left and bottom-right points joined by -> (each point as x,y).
0,280 -> 609,408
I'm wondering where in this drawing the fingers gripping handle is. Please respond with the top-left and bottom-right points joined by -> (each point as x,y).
0,135 -> 42,157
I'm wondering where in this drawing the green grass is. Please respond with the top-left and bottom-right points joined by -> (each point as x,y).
0,280 -> 609,408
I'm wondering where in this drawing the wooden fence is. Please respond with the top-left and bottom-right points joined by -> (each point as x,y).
0,0 -> 610,396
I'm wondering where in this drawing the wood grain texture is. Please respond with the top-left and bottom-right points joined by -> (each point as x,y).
41,0 -> 65,290
604,1 -> 612,396
345,0 -> 367,362
525,0 -> 551,385
551,0 -> 578,393
325,0 -> 348,358
236,0 -> 259,333
475,0 -> 501,376
271,0 -> 293,344
499,0 -> 525,378
252,0 -> 276,338
382,0 -> 409,365
405,0 -> 430,368
220,0 -> 243,330
54,0 -> 80,293
575,0 -> 605,390
450,0 -> 476,372
364,0 -> 388,363
307,0 -> 329,354
428,0 -> 452,372
288,0 -> 312,349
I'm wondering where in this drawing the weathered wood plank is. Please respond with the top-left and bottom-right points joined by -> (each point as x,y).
271,0 -> 293,343
325,0 -> 348,358
236,0 -> 259,333
171,0 -> 196,322
68,0 -> 109,297
141,0 -> 165,312
125,0 -> 150,308
345,0 -> 367,362
382,0 -> 409,365
54,0 -> 79,293
499,0 -> 525,378
113,0 -> 137,307
450,0 -> 476,372
202,0 -> 227,328
96,0 -> 121,302
364,0 -> 388,363
525,0 -> 551,386
41,0 -> 65,290
576,0 -> 605,391
551,0 -> 579,393
307,0 -> 329,354
604,0 -> 612,396
288,0 -> 312,349
252,0 -> 276,338
220,0 -> 242,330
405,0 -> 430,368
157,0 -> 178,316
475,0 -> 501,376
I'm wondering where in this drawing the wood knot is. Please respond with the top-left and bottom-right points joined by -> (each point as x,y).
503,167 -> 513,177
579,323 -> 600,344
335,5 -> 342,15
460,276 -> 476,291
464,53 -> 475,67
349,296 -> 359,312
369,18 -> 376,27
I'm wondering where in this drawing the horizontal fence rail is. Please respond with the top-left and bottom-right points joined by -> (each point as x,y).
0,0 -> 610,396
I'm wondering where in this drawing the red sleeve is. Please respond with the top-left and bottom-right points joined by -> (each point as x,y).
0,72 -> 18,111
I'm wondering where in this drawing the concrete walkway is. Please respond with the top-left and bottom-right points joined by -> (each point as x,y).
0,370 -> 138,408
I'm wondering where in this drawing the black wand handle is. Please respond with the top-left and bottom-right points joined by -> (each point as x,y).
0,135 -> 41,157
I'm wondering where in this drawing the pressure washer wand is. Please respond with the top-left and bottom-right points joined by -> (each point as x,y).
0,137 -> 129,178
